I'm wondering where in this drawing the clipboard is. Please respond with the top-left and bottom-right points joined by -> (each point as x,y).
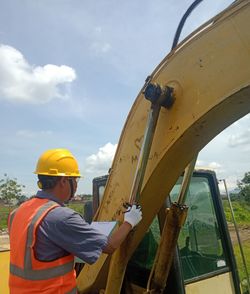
90,221 -> 117,237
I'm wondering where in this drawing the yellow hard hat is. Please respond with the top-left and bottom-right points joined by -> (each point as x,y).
34,149 -> 81,177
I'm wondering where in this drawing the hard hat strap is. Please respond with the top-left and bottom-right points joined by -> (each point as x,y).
69,178 -> 74,200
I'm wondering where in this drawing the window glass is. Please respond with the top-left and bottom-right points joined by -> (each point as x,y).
170,176 -> 227,281
98,186 -> 105,203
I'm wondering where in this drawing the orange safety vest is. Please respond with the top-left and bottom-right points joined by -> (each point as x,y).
8,197 -> 77,294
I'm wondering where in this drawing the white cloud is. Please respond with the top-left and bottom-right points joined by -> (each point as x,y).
89,26 -> 112,54
85,142 -> 117,174
196,159 -> 205,166
94,26 -> 102,34
90,42 -> 112,54
207,161 -> 222,170
218,175 -> 239,192
101,43 -> 112,53
228,128 -> 250,147
196,160 -> 222,172
0,44 -> 76,104
16,129 -> 53,139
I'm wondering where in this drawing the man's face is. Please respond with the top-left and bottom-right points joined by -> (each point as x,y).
65,177 -> 79,201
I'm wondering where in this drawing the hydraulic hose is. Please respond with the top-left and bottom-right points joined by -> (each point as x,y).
171,0 -> 204,50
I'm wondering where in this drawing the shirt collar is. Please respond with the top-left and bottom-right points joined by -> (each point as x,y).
36,190 -> 65,206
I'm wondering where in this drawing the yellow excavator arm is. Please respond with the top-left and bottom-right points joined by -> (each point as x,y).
77,0 -> 250,292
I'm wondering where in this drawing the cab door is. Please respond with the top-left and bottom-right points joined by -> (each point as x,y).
171,171 -> 241,294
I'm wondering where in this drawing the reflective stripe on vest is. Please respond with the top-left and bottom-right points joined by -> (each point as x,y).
10,261 -> 74,280
10,200 -> 74,280
8,208 -> 18,232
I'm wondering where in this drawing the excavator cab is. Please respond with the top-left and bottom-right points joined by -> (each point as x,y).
87,169 -> 239,293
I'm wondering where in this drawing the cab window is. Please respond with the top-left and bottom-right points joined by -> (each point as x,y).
170,176 -> 227,281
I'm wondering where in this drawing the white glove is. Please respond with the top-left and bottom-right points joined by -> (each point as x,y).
124,204 -> 142,228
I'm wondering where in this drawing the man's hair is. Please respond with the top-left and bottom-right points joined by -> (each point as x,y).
38,175 -> 61,190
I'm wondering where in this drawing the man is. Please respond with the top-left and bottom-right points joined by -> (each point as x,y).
8,148 -> 142,293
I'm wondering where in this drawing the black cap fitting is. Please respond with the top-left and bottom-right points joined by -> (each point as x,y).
143,83 -> 175,109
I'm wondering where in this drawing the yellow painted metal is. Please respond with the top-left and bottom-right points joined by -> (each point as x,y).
0,250 -> 10,294
146,204 -> 188,293
185,272 -> 235,294
77,0 -> 250,292
123,283 -> 146,294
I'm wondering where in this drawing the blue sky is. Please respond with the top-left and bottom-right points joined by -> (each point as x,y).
0,0 -> 249,196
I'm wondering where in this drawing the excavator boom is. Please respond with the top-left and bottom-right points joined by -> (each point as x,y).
77,0 -> 250,292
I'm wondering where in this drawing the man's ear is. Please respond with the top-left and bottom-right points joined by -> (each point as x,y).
58,177 -> 67,187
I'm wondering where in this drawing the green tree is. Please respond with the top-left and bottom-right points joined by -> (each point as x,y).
237,172 -> 250,203
17,195 -> 28,205
229,191 -> 240,201
0,174 -> 26,207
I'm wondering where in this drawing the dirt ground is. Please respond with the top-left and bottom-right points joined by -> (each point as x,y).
228,224 -> 250,245
0,232 -> 9,250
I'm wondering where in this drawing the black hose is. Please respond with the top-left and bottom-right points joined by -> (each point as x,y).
171,0 -> 204,50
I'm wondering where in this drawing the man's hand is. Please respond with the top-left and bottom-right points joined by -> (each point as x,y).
124,204 -> 142,228
103,204 -> 142,254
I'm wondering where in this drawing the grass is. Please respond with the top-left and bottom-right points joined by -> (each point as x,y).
222,200 -> 250,292
223,200 -> 250,225
0,205 -> 15,231
67,202 -> 85,215
233,241 -> 250,293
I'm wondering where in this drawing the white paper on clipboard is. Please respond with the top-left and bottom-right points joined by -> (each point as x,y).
90,221 -> 117,236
